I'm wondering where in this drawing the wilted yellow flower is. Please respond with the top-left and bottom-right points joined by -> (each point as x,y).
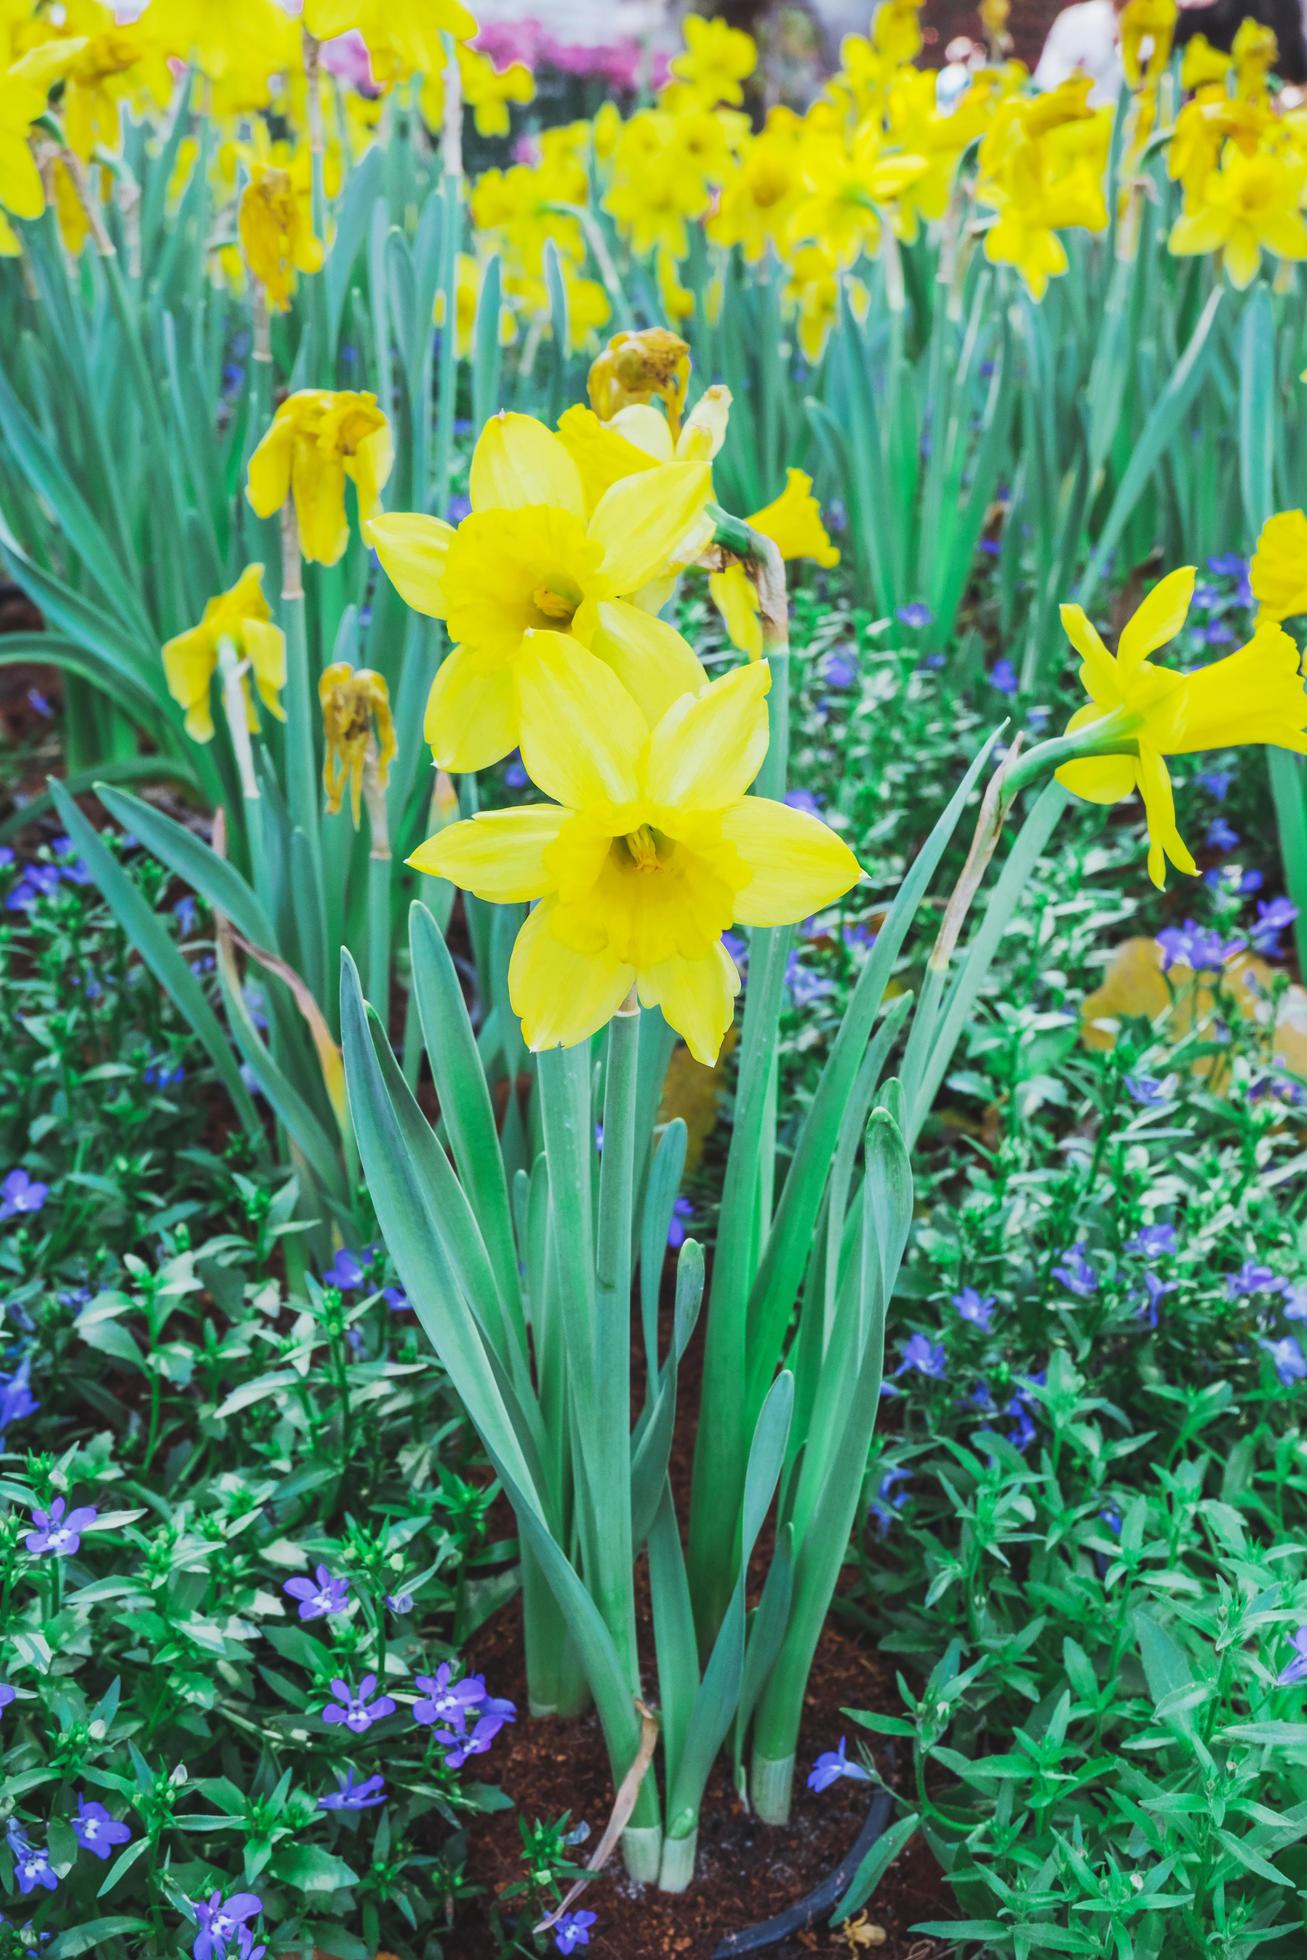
247,391 -> 393,567
1251,510 -> 1307,626
162,566 -> 286,744
1169,148 -> 1307,290
239,164 -> 324,314
709,472 -> 841,659
1054,567 -> 1307,886
319,663 -> 397,824
588,328 -> 691,435
410,642 -> 862,1063
370,410 -> 710,769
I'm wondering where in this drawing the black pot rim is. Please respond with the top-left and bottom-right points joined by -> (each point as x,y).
710,1785 -> 895,1957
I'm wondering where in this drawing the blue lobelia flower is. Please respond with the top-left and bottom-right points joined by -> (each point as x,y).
952,1287 -> 995,1329
72,1796 -> 131,1860
666,1196 -> 693,1250
191,1890 -> 262,1960
12,1843 -> 57,1897
1277,1629 -> 1307,1686
989,658 -> 1019,696
0,1170 -> 49,1221
412,1663 -> 487,1729
807,1736 -> 870,1793
1126,1223 -> 1177,1261
321,1247 -> 371,1291
555,1909 -> 598,1954
1228,1261 -> 1289,1301
0,1682 -> 15,1714
438,1712 -> 509,1768
1052,1243 -> 1098,1297
25,1498 -> 98,1557
895,1333 -> 947,1379
321,1675 -> 396,1734
1260,1337 -> 1307,1386
0,1356 -> 37,1437
318,1771 -> 386,1812
283,1563 -> 351,1621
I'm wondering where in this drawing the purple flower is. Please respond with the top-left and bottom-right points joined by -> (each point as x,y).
952,1287 -> 995,1329
438,1711 -> 509,1767
318,1771 -> 386,1811
785,951 -> 834,1006
72,1797 -> 131,1860
1126,1223 -> 1176,1261
174,895 -> 199,934
1260,1336 -> 1307,1385
12,1839 -> 56,1896
26,688 -> 53,719
413,1663 -> 489,1730
1198,768 -> 1233,799
897,602 -> 933,629
1139,1270 -> 1176,1327
1052,1243 -> 1098,1297
385,1590 -> 414,1614
868,1465 -> 911,1536
896,1333 -> 947,1379
1205,552 -> 1247,579
445,493 -> 472,525
283,1563 -> 351,1621
321,1247 -> 371,1291
0,1356 -> 37,1436
990,658 -> 1019,696
192,1891 -> 262,1960
784,787 -> 822,818
504,754 -> 529,790
0,1170 -> 48,1221
1284,1284 -> 1307,1322
1004,1394 -> 1038,1452
1252,897 -> 1298,957
25,1497 -> 98,1557
322,1675 -> 396,1733
807,1736 -> 870,1793
382,1285 -> 410,1312
1126,1073 -> 1172,1106
1205,817 -> 1240,853
1228,1260 -> 1289,1301
667,1196 -> 693,1250
555,1909 -> 598,1954
1198,620 -> 1236,649
1156,920 -> 1243,973
819,650 -> 857,689
144,1061 -> 185,1090
0,1683 -> 14,1713
1277,1628 -> 1307,1686
722,929 -> 749,973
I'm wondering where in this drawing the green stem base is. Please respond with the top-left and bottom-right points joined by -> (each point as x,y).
751,1751 -> 795,1826
657,1828 -> 698,1893
622,1824 -> 664,1885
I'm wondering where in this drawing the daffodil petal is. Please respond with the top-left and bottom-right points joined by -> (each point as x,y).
643,660 -> 771,813
636,942 -> 741,1066
590,460 -> 711,593
409,806 -> 567,900
587,600 -> 706,724
509,898 -> 635,1050
370,511 -> 456,618
516,632 -> 645,811
1055,753 -> 1138,804
708,565 -> 764,660
718,796 -> 863,925
1136,746 -> 1196,889
1058,604 -> 1116,698
1117,567 -> 1196,671
246,421 -> 293,519
424,645 -> 519,771
469,413 -> 585,516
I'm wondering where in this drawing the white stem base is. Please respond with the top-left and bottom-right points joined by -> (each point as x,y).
657,1828 -> 698,1893
751,1751 -> 795,1826
622,1825 -> 664,1885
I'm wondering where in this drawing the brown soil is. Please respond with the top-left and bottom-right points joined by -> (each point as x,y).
446,1602 -> 951,1959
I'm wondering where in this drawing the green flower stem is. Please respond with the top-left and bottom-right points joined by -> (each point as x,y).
432,40 -> 463,522
362,744 -> 392,1023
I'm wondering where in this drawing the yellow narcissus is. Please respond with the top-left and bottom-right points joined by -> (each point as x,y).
0,40 -> 83,252
162,565 -> 286,743
410,638 -> 863,1063
1251,510 -> 1307,627
1168,149 -> 1307,289
369,412 -> 710,770
1054,567 -> 1307,887
302,0 -> 478,62
709,471 -> 840,660
247,391 -> 393,567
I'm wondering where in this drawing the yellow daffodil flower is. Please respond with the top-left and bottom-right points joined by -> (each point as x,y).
787,126 -> 929,268
150,0 -> 299,117
1054,567 -> 1307,886
1180,34 -> 1231,91
247,391 -> 393,567
783,241 -> 869,363
162,566 -> 286,744
0,41 -> 80,250
420,44 -> 534,142
319,663 -> 397,824
1251,510 -> 1307,626
370,411 -> 710,769
302,0 -> 477,65
410,640 -> 863,1063
708,108 -> 804,263
666,15 -> 757,109
710,473 -> 840,659
1169,147 -> 1307,290
239,163 -> 324,314
1119,0 -> 1177,89
1232,15 -> 1277,97
604,110 -> 715,262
